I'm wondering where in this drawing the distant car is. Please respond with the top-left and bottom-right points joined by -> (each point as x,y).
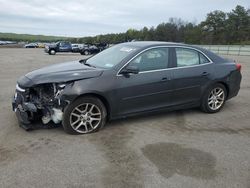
96,43 -> 108,51
5,41 -> 17,44
72,44 -> 85,53
80,44 -> 101,55
44,41 -> 105,55
45,41 -> 75,55
24,43 -> 38,48
12,41 -> 242,134
0,41 -> 7,45
0,41 -> 16,45
37,43 -> 45,48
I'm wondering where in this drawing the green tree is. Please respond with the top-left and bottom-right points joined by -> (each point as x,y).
73,5 -> 250,45
184,23 -> 202,44
200,10 -> 227,44
227,5 -> 250,43
154,22 -> 177,41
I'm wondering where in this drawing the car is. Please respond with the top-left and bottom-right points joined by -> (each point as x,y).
80,44 -> 101,55
44,41 -> 104,55
37,43 -> 45,48
44,41 -> 73,55
12,41 -> 242,134
96,43 -> 108,51
24,43 -> 38,48
0,41 -> 7,45
72,44 -> 85,53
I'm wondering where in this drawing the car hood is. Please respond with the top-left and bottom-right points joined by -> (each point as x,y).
18,61 -> 104,87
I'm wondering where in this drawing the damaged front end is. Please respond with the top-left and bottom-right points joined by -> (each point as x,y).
12,82 -> 70,130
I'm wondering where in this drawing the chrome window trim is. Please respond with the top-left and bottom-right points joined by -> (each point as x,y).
116,45 -> 213,76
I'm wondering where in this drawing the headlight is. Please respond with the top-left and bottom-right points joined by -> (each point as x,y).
16,84 -> 25,92
54,83 -> 72,97
58,83 -> 66,89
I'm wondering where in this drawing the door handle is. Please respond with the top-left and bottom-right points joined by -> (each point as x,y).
201,72 -> 209,76
161,77 -> 169,82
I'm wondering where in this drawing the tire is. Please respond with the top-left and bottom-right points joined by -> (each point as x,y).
49,49 -> 56,55
84,50 -> 89,55
200,83 -> 227,113
62,96 -> 107,135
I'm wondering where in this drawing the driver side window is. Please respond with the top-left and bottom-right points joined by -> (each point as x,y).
59,42 -> 65,47
129,48 -> 169,72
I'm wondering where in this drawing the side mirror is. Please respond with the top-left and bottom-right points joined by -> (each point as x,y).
120,65 -> 139,75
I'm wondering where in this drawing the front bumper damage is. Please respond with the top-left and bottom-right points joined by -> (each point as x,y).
12,83 -> 69,130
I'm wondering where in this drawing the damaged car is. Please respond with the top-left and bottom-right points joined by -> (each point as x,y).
12,42 -> 242,134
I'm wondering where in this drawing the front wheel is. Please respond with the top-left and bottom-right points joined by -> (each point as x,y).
200,83 -> 227,113
62,96 -> 107,134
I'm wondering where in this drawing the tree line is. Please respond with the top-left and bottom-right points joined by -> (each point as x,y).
0,5 -> 249,45
75,5 -> 250,45
0,33 -> 69,43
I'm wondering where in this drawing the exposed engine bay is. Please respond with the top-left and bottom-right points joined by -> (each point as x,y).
13,83 -> 69,129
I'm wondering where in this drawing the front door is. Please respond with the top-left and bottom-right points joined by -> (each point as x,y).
115,47 -> 174,116
59,42 -> 71,52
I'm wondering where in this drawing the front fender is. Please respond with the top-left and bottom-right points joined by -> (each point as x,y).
60,79 -> 110,105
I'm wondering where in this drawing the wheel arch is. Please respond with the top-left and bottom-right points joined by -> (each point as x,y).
216,81 -> 229,99
202,81 -> 230,100
72,93 -> 111,120
84,49 -> 89,52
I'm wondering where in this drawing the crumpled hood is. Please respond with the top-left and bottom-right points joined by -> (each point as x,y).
18,61 -> 104,87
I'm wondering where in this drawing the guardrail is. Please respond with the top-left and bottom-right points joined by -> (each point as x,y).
197,45 -> 250,56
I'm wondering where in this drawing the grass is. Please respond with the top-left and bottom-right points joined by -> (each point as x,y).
0,32 -> 72,42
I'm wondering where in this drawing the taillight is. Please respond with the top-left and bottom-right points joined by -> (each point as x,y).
236,63 -> 241,71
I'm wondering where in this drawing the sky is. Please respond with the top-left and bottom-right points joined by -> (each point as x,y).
0,0 -> 249,37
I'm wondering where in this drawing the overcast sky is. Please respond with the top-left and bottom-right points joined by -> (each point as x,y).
0,0 -> 249,37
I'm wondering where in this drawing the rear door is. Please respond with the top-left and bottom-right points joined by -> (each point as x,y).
171,47 -> 213,105
115,47 -> 174,115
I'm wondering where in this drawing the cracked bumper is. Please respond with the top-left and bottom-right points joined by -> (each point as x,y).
12,93 -> 32,125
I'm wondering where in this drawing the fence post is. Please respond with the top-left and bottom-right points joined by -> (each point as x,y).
238,46 -> 241,56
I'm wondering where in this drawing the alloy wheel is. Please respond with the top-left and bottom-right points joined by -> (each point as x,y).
70,103 -> 102,133
207,87 -> 225,111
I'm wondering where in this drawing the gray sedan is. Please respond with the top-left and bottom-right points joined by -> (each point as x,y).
13,41 -> 242,134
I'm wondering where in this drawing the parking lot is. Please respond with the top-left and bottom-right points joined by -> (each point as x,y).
0,48 -> 249,188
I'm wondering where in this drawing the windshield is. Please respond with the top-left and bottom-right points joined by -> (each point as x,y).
86,44 -> 139,69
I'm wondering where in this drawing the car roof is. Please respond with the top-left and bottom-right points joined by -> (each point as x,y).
122,41 -> 189,48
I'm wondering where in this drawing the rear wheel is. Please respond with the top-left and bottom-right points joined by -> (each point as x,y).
49,49 -> 56,55
200,83 -> 227,113
62,96 -> 107,134
84,50 -> 89,55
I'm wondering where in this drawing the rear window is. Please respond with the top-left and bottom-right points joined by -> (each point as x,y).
176,48 -> 199,67
176,48 -> 210,67
199,53 -> 210,64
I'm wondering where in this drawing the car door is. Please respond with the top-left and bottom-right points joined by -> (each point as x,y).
59,42 -> 71,52
115,47 -> 174,115
171,47 -> 213,105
